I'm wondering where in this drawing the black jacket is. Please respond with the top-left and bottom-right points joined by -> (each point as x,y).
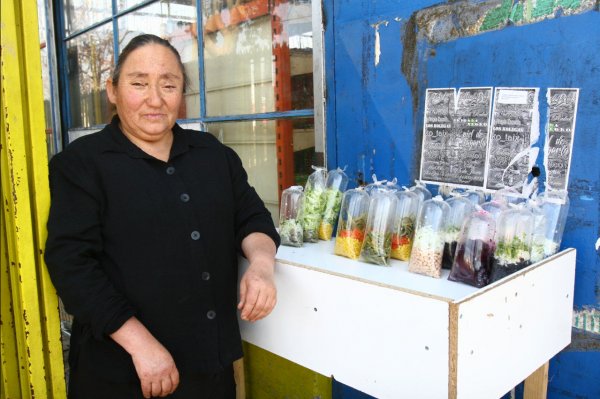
44,117 -> 279,382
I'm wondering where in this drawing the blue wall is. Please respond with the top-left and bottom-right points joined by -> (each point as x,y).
326,1 -> 600,397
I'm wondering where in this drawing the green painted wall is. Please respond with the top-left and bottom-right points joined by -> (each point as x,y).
243,342 -> 332,399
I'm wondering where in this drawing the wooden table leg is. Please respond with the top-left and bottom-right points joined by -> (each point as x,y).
524,361 -> 549,399
234,358 -> 246,399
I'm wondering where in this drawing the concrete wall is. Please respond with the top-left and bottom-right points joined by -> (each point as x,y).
326,1 -> 599,398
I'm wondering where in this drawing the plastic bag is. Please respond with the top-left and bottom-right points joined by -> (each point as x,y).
489,204 -> 535,283
301,166 -> 328,243
408,196 -> 450,278
279,186 -> 304,247
448,209 -> 495,288
318,168 -> 349,240
526,199 -> 547,263
442,194 -> 474,270
334,188 -> 370,259
390,188 -> 419,261
538,190 -> 569,257
360,191 -> 397,266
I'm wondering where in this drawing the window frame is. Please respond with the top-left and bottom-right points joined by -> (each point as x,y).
53,0 -> 326,166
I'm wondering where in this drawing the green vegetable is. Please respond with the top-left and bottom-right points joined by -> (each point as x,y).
321,188 -> 343,225
443,226 -> 461,244
361,231 -> 392,266
398,217 -> 415,237
279,219 -> 304,247
302,187 -> 326,242
494,234 -> 532,264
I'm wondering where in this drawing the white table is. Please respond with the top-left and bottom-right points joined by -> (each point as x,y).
239,240 -> 576,399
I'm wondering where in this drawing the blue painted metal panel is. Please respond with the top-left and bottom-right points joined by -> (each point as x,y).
328,2 -> 600,398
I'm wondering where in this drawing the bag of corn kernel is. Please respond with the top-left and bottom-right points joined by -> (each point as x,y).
318,167 -> 349,240
408,196 -> 450,278
334,188 -> 370,259
390,188 -> 419,261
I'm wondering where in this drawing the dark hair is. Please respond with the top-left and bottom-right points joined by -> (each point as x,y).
111,34 -> 188,92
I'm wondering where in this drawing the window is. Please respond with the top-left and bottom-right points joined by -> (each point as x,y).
38,0 -> 63,157
57,0 -> 324,223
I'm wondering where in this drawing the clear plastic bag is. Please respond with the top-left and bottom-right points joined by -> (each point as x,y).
409,180 -> 432,204
480,199 -> 507,222
491,187 -> 526,205
318,168 -> 349,240
279,186 -> 304,247
360,191 -> 397,266
489,204 -> 535,283
526,199 -> 547,263
300,166 -> 328,243
408,196 -> 450,278
539,190 -> 569,257
442,195 -> 474,270
390,188 -> 419,261
364,174 -> 399,196
334,188 -> 370,259
462,189 -> 486,206
448,209 -> 495,288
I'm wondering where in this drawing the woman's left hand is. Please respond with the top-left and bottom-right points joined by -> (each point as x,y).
238,260 -> 277,322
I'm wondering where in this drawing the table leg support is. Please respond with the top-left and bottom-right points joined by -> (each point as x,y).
523,361 -> 549,399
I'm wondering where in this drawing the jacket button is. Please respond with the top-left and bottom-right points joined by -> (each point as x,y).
191,231 -> 200,240
180,193 -> 190,202
201,272 -> 210,281
166,166 -> 175,175
207,310 -> 216,320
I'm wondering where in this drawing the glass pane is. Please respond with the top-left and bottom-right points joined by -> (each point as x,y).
66,24 -> 114,128
118,0 -> 146,11
206,117 -> 316,225
118,0 -> 199,118
63,0 -> 112,36
39,0 -> 55,156
202,0 -> 314,117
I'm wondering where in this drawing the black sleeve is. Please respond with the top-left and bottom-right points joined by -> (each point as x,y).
224,146 -> 281,253
44,150 -> 135,340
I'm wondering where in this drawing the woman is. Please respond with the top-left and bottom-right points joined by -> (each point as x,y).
45,34 -> 280,398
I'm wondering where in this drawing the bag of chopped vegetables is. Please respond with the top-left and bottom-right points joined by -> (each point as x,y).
390,188 -> 419,261
301,166 -> 328,243
360,190 -> 397,266
318,167 -> 349,240
334,188 -> 369,259
279,186 -> 304,247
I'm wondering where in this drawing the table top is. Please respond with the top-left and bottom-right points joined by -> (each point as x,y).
275,239 -> 479,302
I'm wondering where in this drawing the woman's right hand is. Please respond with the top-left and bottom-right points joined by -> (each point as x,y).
110,317 -> 180,398
130,338 -> 180,398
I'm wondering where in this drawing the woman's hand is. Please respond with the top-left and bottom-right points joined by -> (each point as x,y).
239,232 -> 277,322
130,339 -> 179,398
238,260 -> 277,321
110,317 -> 180,398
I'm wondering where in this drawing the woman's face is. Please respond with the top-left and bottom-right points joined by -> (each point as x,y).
107,43 -> 184,143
